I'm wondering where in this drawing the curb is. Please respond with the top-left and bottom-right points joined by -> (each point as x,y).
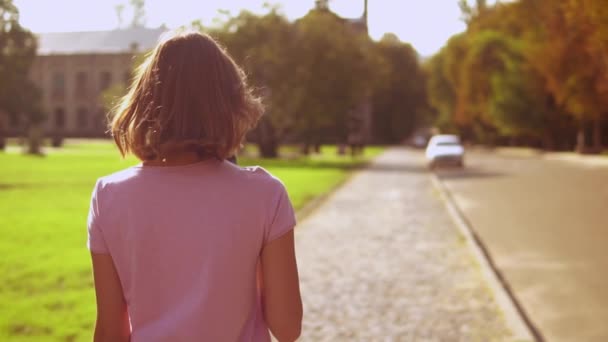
430,174 -> 541,342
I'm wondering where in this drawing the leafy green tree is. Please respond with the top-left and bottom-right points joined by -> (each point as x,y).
291,8 -> 376,151
441,33 -> 470,127
209,8 -> 296,157
0,0 -> 43,153
425,50 -> 455,133
209,6 -> 378,156
425,33 -> 484,140
487,49 -> 553,145
371,34 -> 429,143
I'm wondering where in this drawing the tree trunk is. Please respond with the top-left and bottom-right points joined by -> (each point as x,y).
313,144 -> 321,154
300,143 -> 311,155
256,117 -> 279,158
51,134 -> 64,148
0,131 -> 5,151
26,125 -> 43,155
0,117 -> 5,151
592,116 -> 603,152
576,125 -> 586,153
257,140 -> 278,158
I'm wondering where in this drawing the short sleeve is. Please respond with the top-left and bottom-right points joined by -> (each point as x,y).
264,180 -> 296,244
87,179 -> 109,254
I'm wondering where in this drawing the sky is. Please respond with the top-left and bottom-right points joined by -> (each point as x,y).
13,0 -> 479,56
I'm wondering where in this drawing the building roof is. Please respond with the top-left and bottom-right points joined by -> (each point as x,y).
36,27 -> 167,55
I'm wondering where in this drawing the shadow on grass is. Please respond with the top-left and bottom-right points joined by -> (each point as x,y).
0,183 -> 35,191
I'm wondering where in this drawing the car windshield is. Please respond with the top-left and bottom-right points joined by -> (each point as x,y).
436,142 -> 460,146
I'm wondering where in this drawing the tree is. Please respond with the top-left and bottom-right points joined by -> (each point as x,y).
525,0 -> 607,152
425,33 -> 481,139
458,0 -> 488,24
290,8 -> 377,152
487,48 -> 554,146
371,34 -> 429,143
209,6 -> 378,157
115,4 -> 125,29
129,0 -> 146,28
425,50 -> 456,133
425,0 -> 608,150
0,0 -> 43,153
209,8 -> 296,157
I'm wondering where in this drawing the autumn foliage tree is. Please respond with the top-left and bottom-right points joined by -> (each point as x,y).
426,0 -> 608,152
528,0 -> 608,152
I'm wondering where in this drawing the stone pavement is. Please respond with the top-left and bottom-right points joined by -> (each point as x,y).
293,148 -> 514,341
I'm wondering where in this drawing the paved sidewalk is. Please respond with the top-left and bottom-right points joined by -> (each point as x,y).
294,148 -> 514,341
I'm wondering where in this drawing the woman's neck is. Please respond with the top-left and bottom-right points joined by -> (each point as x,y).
143,152 -> 206,167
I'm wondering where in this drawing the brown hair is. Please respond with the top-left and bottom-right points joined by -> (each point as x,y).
110,30 -> 263,161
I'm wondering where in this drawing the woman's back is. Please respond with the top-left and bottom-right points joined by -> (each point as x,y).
89,160 -> 295,341
88,30 -> 301,342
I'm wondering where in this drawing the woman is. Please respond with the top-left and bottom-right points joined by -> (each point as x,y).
87,30 -> 302,342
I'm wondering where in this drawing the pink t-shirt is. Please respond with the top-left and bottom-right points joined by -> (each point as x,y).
87,159 -> 296,342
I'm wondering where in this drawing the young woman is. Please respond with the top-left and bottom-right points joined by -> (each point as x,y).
87,30 -> 302,342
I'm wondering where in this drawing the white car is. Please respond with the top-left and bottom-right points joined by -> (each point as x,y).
425,134 -> 465,169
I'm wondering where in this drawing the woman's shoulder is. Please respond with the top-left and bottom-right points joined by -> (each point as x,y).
91,167 -> 144,200
97,166 -> 140,186
228,164 -> 286,190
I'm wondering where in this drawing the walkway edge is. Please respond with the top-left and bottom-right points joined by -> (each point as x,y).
430,174 -> 539,342
296,151 -> 385,224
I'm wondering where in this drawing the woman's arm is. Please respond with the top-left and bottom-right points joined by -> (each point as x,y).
91,253 -> 131,342
260,230 -> 303,342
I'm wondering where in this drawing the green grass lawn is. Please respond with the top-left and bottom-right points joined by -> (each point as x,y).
0,140 -> 383,341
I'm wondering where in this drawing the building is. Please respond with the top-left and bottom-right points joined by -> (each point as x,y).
22,27 -> 166,138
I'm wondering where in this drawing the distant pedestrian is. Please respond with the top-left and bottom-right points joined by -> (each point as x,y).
87,30 -> 302,342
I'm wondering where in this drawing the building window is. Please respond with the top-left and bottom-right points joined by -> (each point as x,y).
77,107 -> 88,128
75,72 -> 88,97
54,108 -> 65,129
100,71 -> 112,91
51,72 -> 65,100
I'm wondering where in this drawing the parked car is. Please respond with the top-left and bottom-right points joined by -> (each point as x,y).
425,134 -> 464,169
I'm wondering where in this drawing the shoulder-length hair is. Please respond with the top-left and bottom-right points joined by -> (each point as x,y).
110,30 -> 263,161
